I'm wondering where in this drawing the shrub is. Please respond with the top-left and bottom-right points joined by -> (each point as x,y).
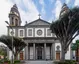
14,60 -> 20,64
54,60 -> 76,64
65,60 -> 76,64
4,60 -> 10,64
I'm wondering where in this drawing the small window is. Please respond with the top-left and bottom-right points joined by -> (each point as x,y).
20,30 -> 23,36
28,29 -> 32,36
15,19 -> 18,26
47,29 -> 51,36
12,17 -> 14,25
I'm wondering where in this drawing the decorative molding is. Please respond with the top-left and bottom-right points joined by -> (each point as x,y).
35,28 -> 44,37
27,28 -> 33,37
18,29 -> 25,37
46,28 -> 52,37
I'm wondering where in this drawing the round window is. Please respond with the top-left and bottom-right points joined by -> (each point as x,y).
37,30 -> 42,36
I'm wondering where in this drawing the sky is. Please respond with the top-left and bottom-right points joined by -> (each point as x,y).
0,0 -> 79,44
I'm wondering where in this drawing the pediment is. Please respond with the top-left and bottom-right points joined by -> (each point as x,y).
25,19 -> 50,26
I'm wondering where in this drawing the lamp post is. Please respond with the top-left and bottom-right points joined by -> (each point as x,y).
5,21 -> 14,64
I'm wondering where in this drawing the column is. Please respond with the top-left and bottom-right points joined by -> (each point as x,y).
33,43 -> 35,60
44,43 -> 46,60
51,43 -> 53,60
26,43 -> 28,60
51,43 -> 55,60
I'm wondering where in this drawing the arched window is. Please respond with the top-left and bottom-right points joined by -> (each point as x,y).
12,17 -> 14,25
15,19 -> 18,26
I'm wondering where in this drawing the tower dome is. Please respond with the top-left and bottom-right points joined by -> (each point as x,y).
10,4 -> 20,16
9,4 -> 21,26
60,3 -> 69,17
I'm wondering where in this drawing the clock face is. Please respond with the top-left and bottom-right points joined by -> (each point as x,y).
37,30 -> 42,36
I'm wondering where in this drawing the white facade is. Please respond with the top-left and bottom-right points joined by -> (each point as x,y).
7,18 -> 71,62
7,4 -> 71,64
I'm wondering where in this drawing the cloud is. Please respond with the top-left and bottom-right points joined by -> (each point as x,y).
74,0 -> 79,6
65,0 -> 70,4
0,0 -> 13,35
39,0 -> 45,16
0,0 -> 39,35
52,0 -> 62,19
14,0 -> 39,25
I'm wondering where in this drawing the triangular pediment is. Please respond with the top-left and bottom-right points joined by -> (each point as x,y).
25,19 -> 50,26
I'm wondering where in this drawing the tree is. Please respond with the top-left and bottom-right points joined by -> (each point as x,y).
50,5 -> 79,60
0,35 -> 27,60
0,45 -> 7,59
71,40 -> 79,61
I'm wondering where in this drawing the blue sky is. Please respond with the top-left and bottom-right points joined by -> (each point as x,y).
8,0 -> 79,23
0,0 -> 79,43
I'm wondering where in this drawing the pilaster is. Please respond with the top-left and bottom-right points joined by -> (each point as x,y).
33,43 -> 35,60
44,43 -> 46,60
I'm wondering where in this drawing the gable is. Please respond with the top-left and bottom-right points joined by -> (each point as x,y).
25,19 -> 50,26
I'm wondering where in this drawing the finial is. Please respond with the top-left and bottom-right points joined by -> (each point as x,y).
13,4 -> 18,9
62,3 -> 67,8
38,14 -> 41,19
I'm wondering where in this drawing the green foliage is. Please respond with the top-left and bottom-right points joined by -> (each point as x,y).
71,40 -> 79,50
0,59 -> 4,63
14,60 -> 20,64
0,48 -> 7,56
0,35 -> 27,60
4,60 -> 10,64
50,6 -> 79,60
54,60 -> 76,64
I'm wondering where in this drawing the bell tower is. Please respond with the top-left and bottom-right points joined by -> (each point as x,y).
60,3 -> 69,17
9,4 -> 21,26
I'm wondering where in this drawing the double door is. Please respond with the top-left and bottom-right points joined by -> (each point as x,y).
36,46 -> 44,60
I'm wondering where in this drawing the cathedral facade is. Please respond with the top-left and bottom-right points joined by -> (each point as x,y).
6,4 -> 72,64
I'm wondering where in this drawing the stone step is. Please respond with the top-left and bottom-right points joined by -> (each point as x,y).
23,61 -> 53,64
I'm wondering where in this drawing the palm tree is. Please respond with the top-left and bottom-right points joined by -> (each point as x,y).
50,6 -> 79,60
0,35 -> 27,60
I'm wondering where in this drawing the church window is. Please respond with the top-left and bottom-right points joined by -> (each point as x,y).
20,30 -> 23,36
37,30 -> 42,36
15,19 -> 18,26
12,17 -> 14,25
47,29 -> 51,36
28,29 -> 32,36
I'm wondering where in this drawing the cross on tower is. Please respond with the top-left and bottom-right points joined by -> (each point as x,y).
38,14 -> 41,19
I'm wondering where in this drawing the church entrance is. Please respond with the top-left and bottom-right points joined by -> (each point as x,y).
20,51 -> 24,60
56,51 -> 60,60
36,43 -> 44,60
37,46 -> 42,60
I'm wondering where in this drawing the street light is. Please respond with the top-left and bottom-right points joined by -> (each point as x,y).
5,21 -> 14,64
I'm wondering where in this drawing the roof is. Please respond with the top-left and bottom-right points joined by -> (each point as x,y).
25,18 -> 51,26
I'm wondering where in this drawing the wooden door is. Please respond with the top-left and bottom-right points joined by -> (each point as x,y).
56,52 -> 60,60
20,51 -> 24,60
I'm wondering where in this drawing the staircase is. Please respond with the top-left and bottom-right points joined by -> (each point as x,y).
25,60 -> 53,64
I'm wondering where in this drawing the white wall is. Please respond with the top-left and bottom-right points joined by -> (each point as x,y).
65,45 -> 71,59
55,43 -> 71,59
46,47 -> 50,59
30,47 -> 33,59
